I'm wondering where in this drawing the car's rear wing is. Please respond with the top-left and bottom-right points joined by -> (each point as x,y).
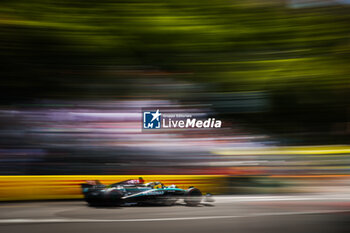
81,180 -> 105,194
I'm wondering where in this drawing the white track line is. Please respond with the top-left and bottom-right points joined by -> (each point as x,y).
214,195 -> 350,203
0,210 -> 349,224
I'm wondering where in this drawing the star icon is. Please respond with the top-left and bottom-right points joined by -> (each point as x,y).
150,109 -> 161,122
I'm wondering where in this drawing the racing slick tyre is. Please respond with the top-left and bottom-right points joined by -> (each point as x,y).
85,188 -> 123,206
184,187 -> 202,206
105,188 -> 123,206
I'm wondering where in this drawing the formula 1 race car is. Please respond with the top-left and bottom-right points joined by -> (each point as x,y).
81,178 -> 214,206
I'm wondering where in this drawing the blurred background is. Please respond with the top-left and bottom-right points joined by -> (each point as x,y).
1,0 -> 350,200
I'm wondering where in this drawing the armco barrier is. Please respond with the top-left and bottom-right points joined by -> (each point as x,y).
0,175 -> 228,201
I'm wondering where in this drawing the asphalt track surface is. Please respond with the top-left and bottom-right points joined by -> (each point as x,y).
1,194 -> 350,233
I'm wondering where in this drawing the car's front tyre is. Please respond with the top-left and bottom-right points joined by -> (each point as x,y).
184,188 -> 202,206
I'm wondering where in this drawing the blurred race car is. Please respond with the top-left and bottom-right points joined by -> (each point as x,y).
81,178 -> 214,206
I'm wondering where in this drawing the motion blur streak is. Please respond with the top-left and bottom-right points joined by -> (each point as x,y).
1,0 -> 350,232
0,175 -> 226,201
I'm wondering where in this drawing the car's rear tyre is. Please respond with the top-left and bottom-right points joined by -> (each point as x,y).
85,188 -> 123,206
106,188 -> 123,206
184,188 -> 202,206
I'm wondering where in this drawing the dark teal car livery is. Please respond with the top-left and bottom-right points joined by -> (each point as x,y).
81,179 -> 213,206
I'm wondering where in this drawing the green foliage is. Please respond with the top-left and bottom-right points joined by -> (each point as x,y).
0,1 -> 350,100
